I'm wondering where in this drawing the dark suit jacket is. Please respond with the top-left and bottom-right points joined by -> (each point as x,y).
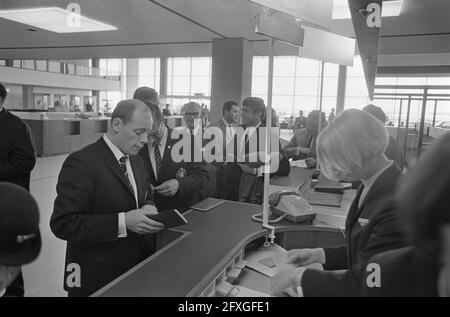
208,119 -> 238,200
139,127 -> 209,212
386,136 -> 405,170
51,137 -> 156,297
239,124 -> 290,177
301,163 -> 407,296
361,247 -> 438,297
0,109 -> 36,190
282,128 -> 317,160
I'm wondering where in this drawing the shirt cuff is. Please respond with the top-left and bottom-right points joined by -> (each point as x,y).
118,212 -> 127,238
293,267 -> 306,297
318,248 -> 326,265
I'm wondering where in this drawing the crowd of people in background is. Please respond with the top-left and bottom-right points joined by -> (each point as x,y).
1,79 -> 449,297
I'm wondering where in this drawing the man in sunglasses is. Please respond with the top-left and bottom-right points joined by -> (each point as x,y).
134,88 -> 209,212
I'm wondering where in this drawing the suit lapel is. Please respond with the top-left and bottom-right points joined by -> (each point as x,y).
358,164 -> 399,211
157,128 -> 176,179
346,163 -> 401,232
96,138 -> 136,199
141,144 -> 157,185
130,155 -> 145,205
345,185 -> 364,233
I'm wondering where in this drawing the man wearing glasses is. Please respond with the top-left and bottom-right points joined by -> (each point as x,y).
134,88 -> 209,212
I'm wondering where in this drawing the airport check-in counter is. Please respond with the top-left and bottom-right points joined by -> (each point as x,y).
93,168 -> 355,297
23,117 -> 110,157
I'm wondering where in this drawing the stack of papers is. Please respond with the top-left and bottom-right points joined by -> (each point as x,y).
290,159 -> 308,168
244,244 -> 323,278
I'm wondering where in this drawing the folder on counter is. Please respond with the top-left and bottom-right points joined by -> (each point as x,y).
191,198 -> 226,212
307,192 -> 342,208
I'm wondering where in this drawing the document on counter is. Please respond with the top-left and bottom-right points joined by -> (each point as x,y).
245,243 -> 323,278
228,285 -> 270,297
290,159 -> 308,168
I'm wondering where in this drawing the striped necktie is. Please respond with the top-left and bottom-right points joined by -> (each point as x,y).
154,143 -> 162,176
119,156 -> 133,191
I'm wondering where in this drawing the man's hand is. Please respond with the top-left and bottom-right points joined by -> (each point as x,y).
271,267 -> 304,297
154,179 -> 179,197
125,209 -> 164,235
286,248 -> 326,267
141,204 -> 158,215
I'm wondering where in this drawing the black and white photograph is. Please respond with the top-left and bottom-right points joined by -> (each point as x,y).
0,0 -> 449,302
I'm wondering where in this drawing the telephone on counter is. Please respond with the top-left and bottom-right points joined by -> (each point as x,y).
268,190 -> 316,223
251,169 -> 318,224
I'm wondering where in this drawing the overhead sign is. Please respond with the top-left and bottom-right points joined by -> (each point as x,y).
255,13 -> 305,47
299,26 -> 355,66
248,0 -> 333,29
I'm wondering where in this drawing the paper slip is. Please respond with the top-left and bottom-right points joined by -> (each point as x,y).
290,159 -> 308,168
229,286 -> 270,297
245,244 -> 324,277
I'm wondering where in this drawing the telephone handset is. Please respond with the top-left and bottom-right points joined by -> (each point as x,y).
268,190 -> 316,223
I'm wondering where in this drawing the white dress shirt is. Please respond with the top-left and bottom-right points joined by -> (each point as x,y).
148,125 -> 168,181
103,135 -> 139,238
222,118 -> 236,145
240,122 -> 261,153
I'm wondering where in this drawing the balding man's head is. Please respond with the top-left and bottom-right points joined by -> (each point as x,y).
109,99 -> 152,155
133,87 -> 159,107
182,102 -> 202,130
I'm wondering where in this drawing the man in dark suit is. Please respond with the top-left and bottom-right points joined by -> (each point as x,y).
134,88 -> 209,212
272,162 -> 406,297
0,183 -> 41,298
0,82 -> 36,297
364,104 -> 406,170
209,101 -> 241,200
294,110 -> 307,131
51,100 -> 164,297
228,97 -> 290,203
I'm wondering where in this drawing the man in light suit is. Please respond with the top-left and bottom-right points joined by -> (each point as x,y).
134,88 -> 209,212
51,100 -> 164,297
209,101 -> 241,200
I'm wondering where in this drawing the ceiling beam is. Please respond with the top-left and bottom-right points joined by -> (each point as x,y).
348,0 -> 382,99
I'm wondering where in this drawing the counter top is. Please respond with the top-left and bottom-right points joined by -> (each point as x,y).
93,168 -> 354,297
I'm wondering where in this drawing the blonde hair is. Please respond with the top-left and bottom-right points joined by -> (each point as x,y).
317,109 -> 389,181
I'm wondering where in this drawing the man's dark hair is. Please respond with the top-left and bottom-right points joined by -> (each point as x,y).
308,110 -> 326,123
222,101 -> 238,114
242,97 -> 266,117
0,82 -> 7,102
111,99 -> 150,125
133,87 -> 159,106
145,102 -> 164,124
364,104 -> 386,123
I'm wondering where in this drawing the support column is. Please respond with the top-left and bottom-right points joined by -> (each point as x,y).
125,59 -> 140,99
92,91 -> 100,113
210,38 -> 253,124
160,57 -> 168,99
22,85 -> 34,110
335,65 -> 347,114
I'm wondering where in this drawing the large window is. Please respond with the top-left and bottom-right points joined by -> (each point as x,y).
252,56 -> 339,118
99,58 -> 125,77
138,58 -> 160,89
345,57 -> 450,124
166,57 -> 212,114
99,59 -> 126,113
